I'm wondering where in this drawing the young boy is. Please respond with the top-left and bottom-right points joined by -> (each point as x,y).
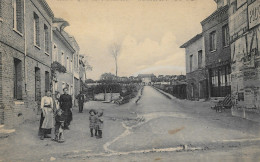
96,111 -> 104,139
53,109 -> 65,143
89,109 -> 97,137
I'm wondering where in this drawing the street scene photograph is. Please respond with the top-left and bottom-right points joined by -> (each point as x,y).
0,0 -> 260,161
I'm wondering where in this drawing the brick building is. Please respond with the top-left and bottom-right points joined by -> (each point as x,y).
201,1 -> 231,98
0,0 -> 54,127
25,0 -> 54,115
52,18 -> 75,98
180,33 -> 208,100
228,0 -> 260,121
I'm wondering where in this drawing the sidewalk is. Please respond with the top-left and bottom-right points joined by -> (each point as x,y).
152,86 -> 260,136
0,94 -> 143,162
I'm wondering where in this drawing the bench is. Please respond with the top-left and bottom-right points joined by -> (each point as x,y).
211,94 -> 233,112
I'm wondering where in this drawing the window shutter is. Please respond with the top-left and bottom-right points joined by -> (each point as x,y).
16,0 -> 23,33
44,25 -> 49,53
36,18 -> 40,46
0,0 -> 2,18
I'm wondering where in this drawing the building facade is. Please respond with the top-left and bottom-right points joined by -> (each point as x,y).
201,3 -> 231,98
137,74 -> 155,85
0,0 -> 54,127
180,33 -> 208,100
229,0 -> 260,121
52,18 -> 75,97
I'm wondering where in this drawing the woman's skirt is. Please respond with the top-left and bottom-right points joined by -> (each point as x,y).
38,113 -> 51,136
41,108 -> 54,129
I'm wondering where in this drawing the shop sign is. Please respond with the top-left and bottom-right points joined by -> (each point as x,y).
248,0 -> 260,29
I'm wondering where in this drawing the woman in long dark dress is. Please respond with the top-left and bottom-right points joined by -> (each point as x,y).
60,88 -> 73,129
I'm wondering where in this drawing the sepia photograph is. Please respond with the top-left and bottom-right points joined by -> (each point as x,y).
0,0 -> 260,161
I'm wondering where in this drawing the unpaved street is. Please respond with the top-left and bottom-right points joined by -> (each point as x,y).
1,86 -> 260,161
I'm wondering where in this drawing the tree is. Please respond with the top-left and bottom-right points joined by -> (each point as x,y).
100,73 -> 116,82
51,61 -> 66,94
110,42 -> 121,77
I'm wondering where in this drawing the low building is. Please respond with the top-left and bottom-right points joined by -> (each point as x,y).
229,0 -> 260,122
180,33 -> 208,100
137,74 -> 155,85
201,1 -> 231,99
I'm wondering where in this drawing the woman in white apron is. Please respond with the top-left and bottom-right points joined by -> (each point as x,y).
39,91 -> 54,140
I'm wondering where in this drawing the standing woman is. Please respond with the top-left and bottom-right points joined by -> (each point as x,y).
39,91 -> 54,140
60,88 -> 73,130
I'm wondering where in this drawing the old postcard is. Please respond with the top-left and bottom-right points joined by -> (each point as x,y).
0,0 -> 260,161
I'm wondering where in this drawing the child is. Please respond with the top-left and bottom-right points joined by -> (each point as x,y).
89,109 -> 97,137
53,109 -> 65,143
96,111 -> 104,139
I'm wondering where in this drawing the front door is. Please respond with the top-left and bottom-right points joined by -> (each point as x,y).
35,67 -> 41,113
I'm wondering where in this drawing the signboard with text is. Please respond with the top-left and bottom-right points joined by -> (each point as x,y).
248,0 -> 260,29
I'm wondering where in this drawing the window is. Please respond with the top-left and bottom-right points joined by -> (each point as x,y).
70,84 -> 73,95
67,57 -> 69,72
222,25 -> 229,47
0,0 -> 2,19
198,50 -> 202,68
211,69 -> 218,87
33,12 -> 40,47
190,55 -> 193,72
44,24 -> 49,53
210,31 -> 216,51
13,0 -> 24,33
61,52 -> 64,65
45,71 -> 50,92
71,59 -> 73,72
53,45 -> 58,61
14,58 -> 23,100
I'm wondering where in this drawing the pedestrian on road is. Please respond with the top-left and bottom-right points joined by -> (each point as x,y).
96,110 -> 104,139
60,88 -> 73,130
39,90 -> 54,140
89,109 -> 97,137
76,91 -> 85,113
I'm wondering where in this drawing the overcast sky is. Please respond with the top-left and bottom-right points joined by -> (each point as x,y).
46,0 -> 216,80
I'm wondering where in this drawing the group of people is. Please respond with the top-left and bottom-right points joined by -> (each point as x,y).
38,88 -> 73,143
38,88 -> 104,142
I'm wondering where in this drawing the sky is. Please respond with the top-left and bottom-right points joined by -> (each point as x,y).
46,0 -> 216,80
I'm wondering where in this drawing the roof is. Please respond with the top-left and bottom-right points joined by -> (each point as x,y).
39,0 -> 54,18
200,5 -> 229,26
53,28 -> 75,53
180,33 -> 202,48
